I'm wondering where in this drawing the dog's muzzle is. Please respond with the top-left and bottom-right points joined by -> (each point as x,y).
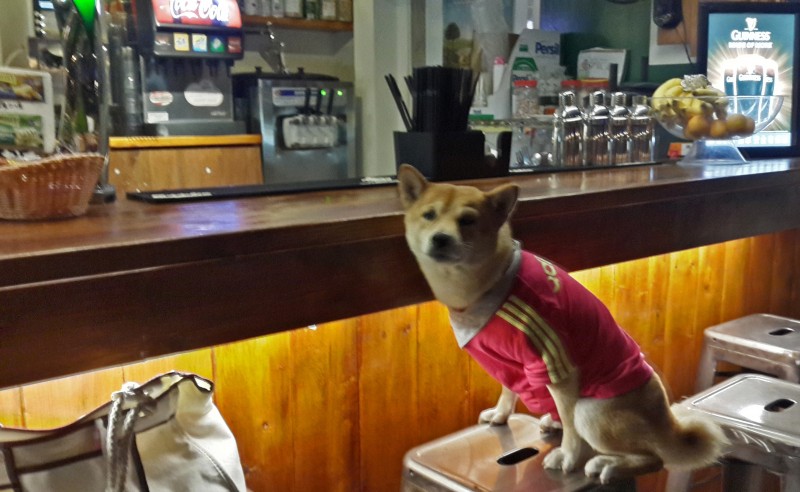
427,233 -> 460,262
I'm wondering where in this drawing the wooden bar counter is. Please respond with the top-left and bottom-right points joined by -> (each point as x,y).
2,159 -> 800,390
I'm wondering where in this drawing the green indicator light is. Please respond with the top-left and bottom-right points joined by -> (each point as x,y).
320,90 -> 328,96
336,90 -> 344,96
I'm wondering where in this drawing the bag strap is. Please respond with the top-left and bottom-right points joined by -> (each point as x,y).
0,371 -> 213,446
105,382 -> 146,492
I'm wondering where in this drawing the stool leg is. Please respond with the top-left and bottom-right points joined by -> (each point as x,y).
664,470 -> 692,492
695,346 -> 716,393
776,365 -> 800,384
722,458 -> 763,492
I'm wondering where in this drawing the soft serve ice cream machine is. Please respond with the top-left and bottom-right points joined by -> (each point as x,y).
133,0 -> 245,135
239,77 -> 356,187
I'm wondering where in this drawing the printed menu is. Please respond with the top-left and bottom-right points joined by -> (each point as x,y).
0,67 -> 55,153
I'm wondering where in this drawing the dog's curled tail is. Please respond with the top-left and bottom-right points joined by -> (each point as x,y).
655,404 -> 729,470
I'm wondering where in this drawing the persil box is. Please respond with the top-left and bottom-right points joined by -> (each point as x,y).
509,29 -> 562,82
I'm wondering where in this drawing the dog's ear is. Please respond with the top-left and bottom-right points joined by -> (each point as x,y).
397,164 -> 428,209
485,184 -> 519,225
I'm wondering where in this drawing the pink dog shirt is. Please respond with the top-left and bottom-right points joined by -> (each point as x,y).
449,243 -> 653,421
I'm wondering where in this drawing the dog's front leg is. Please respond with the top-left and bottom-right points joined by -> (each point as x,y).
542,372 -> 591,473
478,385 -> 518,425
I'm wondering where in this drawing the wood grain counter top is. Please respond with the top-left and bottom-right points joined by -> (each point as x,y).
2,159 -> 800,388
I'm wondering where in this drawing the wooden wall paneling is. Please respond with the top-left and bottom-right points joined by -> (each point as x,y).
213,332 -> 295,491
745,234 -> 776,314
614,257 -> 658,361
662,248 -> 701,400
21,367 -> 124,429
468,357 -> 506,420
596,263 -> 618,312
694,242 -> 727,336
720,237 -> 750,322
108,145 -> 264,193
572,268 -> 601,298
121,350 -> 215,385
416,301 -> 473,443
792,229 -> 800,319
768,230 -> 798,316
645,253 -> 671,373
289,320 -> 359,492
0,388 -> 23,427
358,306 -> 419,492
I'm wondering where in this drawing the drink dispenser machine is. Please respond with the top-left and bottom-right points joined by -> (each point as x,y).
131,0 -> 246,135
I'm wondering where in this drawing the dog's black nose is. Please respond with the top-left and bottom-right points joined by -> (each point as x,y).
431,233 -> 453,250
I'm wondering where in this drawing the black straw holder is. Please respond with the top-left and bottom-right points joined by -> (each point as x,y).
394,131 -> 506,181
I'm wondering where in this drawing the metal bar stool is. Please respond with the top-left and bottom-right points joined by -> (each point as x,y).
674,374 -> 800,492
402,414 -> 644,491
667,313 -> 800,491
694,314 -> 800,393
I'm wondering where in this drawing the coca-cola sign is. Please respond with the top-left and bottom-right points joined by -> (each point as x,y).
152,0 -> 241,29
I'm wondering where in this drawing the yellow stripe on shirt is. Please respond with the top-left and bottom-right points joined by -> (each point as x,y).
497,306 -> 568,383
502,296 -> 574,383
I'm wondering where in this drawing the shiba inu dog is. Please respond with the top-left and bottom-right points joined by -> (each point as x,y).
396,164 -> 727,483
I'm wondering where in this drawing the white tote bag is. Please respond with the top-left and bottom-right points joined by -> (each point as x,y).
0,371 -> 247,492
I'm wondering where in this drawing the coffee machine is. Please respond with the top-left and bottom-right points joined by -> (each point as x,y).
130,0 -> 246,135
234,74 -> 357,187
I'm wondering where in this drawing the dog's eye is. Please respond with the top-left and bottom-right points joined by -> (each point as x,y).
458,215 -> 476,227
422,210 -> 436,221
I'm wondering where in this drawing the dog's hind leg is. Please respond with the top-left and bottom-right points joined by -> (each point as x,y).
585,453 -> 663,484
479,385 -> 518,425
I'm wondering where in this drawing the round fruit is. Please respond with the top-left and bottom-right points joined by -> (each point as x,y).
709,119 -> 728,139
725,113 -> 749,135
685,114 -> 711,139
743,116 -> 755,135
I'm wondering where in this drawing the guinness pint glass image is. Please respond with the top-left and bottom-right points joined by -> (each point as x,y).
722,55 -> 777,118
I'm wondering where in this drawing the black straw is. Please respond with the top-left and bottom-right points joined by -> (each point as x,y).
388,66 -> 477,133
385,74 -> 413,131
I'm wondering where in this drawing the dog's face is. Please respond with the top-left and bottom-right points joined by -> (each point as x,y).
397,164 -> 519,265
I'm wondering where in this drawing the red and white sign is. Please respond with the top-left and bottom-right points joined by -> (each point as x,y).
152,0 -> 242,29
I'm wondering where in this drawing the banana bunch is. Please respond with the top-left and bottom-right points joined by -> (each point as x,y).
652,76 -> 729,123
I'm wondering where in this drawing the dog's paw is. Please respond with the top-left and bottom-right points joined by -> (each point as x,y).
543,446 -> 579,473
539,413 -> 563,435
584,455 -> 620,484
478,407 -> 511,425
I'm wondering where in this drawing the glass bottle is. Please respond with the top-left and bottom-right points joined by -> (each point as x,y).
512,80 -> 539,119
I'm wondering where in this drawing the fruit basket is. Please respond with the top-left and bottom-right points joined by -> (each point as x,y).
0,153 -> 105,220
650,94 -> 783,166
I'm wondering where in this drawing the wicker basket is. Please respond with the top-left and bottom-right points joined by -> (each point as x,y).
0,153 -> 105,220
